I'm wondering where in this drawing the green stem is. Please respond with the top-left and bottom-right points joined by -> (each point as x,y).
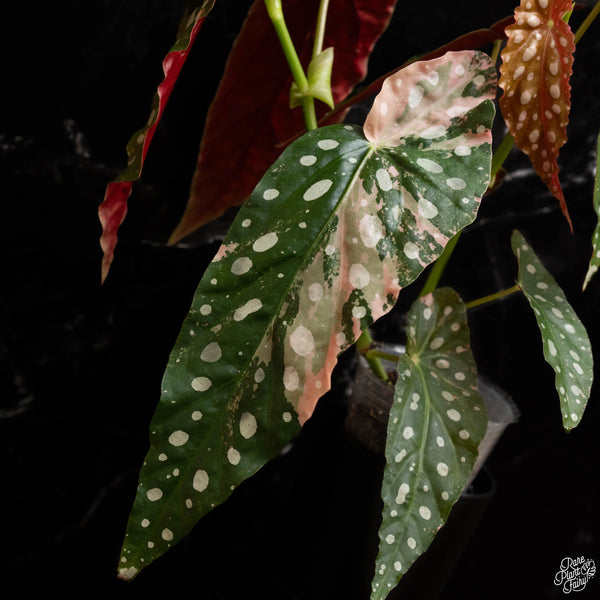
490,132 -> 514,181
419,231 -> 462,297
313,0 -> 330,59
264,0 -> 317,131
574,0 -> 600,44
356,329 -> 390,381
465,284 -> 521,310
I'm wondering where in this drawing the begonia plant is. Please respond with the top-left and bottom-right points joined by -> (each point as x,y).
100,1 -> 599,597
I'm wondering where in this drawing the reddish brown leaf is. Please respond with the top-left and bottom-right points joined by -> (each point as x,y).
168,0 -> 398,244
98,1 -> 215,282
499,0 -> 575,229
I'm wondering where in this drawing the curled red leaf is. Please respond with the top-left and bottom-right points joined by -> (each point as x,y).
168,0 -> 399,244
499,0 -> 575,229
98,1 -> 215,282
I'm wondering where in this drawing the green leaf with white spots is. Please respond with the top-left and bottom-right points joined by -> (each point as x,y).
583,128 -> 600,290
371,288 -> 487,600
118,50 -> 496,580
512,230 -> 593,431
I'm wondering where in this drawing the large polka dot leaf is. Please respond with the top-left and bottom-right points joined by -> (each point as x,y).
118,51 -> 495,581
583,128 -> 600,290
499,0 -> 575,229
371,288 -> 487,600
512,230 -> 593,431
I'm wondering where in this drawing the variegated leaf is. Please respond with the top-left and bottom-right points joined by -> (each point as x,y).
499,0 -> 575,228
118,51 -> 495,580
583,128 -> 600,290
512,230 -> 593,431
371,288 -> 487,599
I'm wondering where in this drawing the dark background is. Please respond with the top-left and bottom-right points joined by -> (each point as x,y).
2,1 -> 599,598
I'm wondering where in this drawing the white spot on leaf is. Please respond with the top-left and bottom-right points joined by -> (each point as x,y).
308,283 -> 324,302
239,413 -> 258,439
146,488 -> 163,502
359,214 -> 384,248
376,168 -> 393,192
283,367 -> 300,391
192,469 -> 209,492
231,257 -> 252,275
191,376 -> 212,391
227,447 -> 241,465
349,264 -> 370,288
253,232 -> 278,252
318,139 -> 339,150
408,85 -> 424,108
420,125 -> 447,139
417,158 -> 443,173
446,177 -> 467,190
233,298 -> 263,322
304,179 -> 333,201
418,198 -> 438,219
290,326 -> 315,356
168,430 -> 189,447
201,342 -> 222,363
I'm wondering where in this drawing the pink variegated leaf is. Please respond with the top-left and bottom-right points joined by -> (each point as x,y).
499,0 -> 575,229
118,51 -> 496,581
323,14 -> 513,128
98,0 -> 215,283
168,0 -> 399,244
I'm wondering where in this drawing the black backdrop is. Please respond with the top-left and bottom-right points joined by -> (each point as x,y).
2,1 -> 599,598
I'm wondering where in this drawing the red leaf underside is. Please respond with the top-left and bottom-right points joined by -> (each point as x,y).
168,0 -> 399,244
499,0 -> 575,228
98,1 -> 215,282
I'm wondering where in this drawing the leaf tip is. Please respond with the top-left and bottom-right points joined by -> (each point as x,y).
117,565 -> 138,582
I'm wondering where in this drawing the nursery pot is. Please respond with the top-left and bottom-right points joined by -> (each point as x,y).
345,343 -> 519,478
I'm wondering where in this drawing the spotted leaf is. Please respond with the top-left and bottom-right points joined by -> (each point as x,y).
499,0 -> 575,228
583,128 -> 600,290
118,51 -> 495,580
512,230 -> 593,431
371,288 -> 487,599
97,1 -> 215,282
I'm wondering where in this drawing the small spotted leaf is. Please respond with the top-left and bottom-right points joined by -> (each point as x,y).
512,230 -> 593,431
97,0 -> 215,282
499,0 -> 575,228
371,288 -> 487,599
583,128 -> 600,290
118,51 -> 495,581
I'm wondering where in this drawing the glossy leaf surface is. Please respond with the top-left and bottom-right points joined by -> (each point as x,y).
118,51 -> 495,580
169,0 -> 399,243
583,128 -> 600,290
98,0 -> 215,282
499,0 -> 575,228
512,230 -> 593,431
372,288 -> 487,599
